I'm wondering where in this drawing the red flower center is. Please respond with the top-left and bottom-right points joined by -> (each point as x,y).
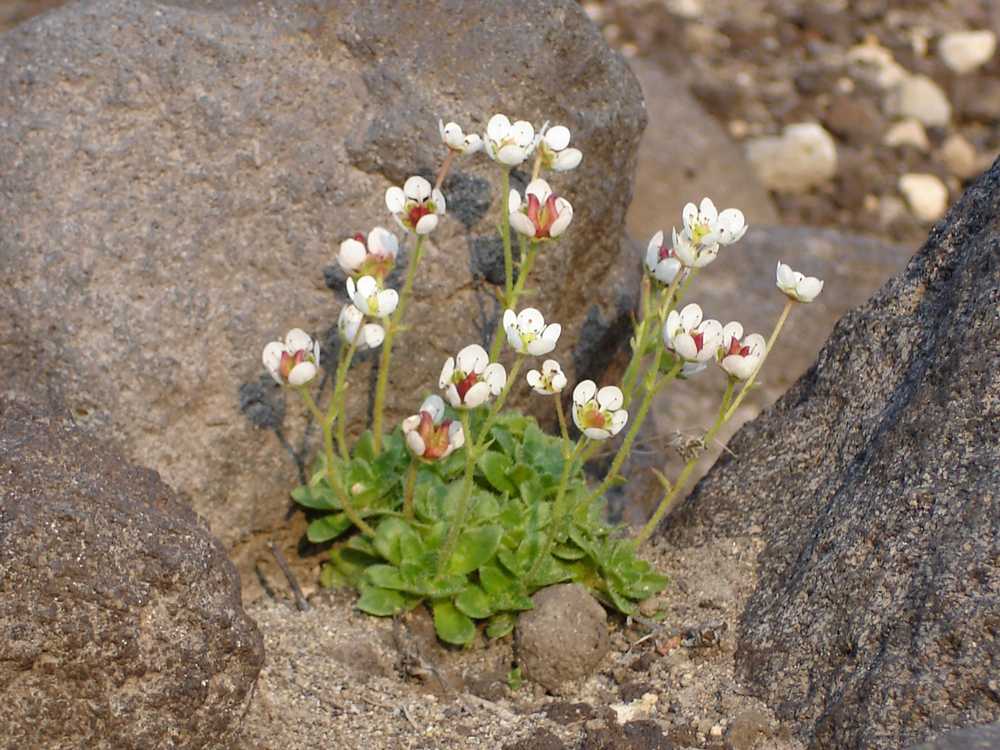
407,203 -> 431,228
417,412 -> 454,459
455,370 -> 479,402
658,244 -> 674,262
278,349 -> 308,381
526,193 -> 561,239
726,337 -> 750,357
692,331 -> 705,352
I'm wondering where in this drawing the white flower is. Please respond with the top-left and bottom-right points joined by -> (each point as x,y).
717,322 -> 765,381
572,380 -> 628,440
439,119 -> 483,155
672,227 -> 719,269
537,125 -> 583,172
508,179 -> 573,240
438,344 -> 507,409
484,113 -> 538,167
664,303 -> 723,363
337,226 -> 399,279
262,328 -> 320,387
526,359 -> 567,396
503,307 -> 561,356
337,304 -> 385,350
401,394 -> 465,461
776,262 -> 824,303
346,275 -> 398,319
385,176 -> 446,235
681,197 -> 747,247
644,230 -> 684,284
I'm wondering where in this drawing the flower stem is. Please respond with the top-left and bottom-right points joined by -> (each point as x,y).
298,387 -> 326,427
332,334 -> 361,460
489,239 -> 538,362
434,150 -> 456,192
477,356 -> 525,446
437,409 -> 475,578
555,396 -> 570,446
372,235 -> 425,454
527,437 -> 588,584
634,301 -> 795,548
622,273 -> 681,408
299,388 -> 375,536
403,460 -> 418,521
500,169 -> 513,299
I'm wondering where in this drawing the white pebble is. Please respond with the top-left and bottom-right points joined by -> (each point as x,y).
940,134 -> 979,180
883,119 -> 930,152
886,75 -> 952,127
938,30 -> 996,75
745,123 -> 838,192
899,173 -> 949,222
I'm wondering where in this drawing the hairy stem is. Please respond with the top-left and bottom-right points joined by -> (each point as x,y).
403,460 -> 418,521
500,169 -> 513,299
437,409 -> 475,577
372,235 -> 425,454
527,437 -> 588,583
635,301 -> 795,547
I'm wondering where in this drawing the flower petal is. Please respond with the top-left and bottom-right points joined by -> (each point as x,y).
553,148 -> 582,172
596,385 -> 624,411
509,211 -> 536,237
608,410 -> 628,437
415,214 -> 439,235
699,197 -> 718,223
361,323 -> 384,349
549,200 -> 573,237
573,379 -> 597,406
544,125 -> 571,151
508,189 -> 522,213
584,426 -> 612,441
439,356 -> 456,389
386,186 -> 406,213
288,361 -> 317,386
678,303 -> 703,331
285,328 -> 313,353
406,430 -> 426,457
517,308 -> 545,334
463,381 -> 491,408
338,238 -> 366,273
482,363 -> 507,394
404,175 -> 432,201
497,144 -> 527,166
510,120 -> 535,147
486,113 -> 511,141
421,394 -> 446,423
525,178 -> 552,202
456,344 -> 489,375
368,226 -> 398,258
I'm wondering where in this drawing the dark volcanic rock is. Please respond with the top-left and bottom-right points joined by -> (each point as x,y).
663,159 -> 1000,748
0,0 -> 644,562
0,395 -> 264,749
906,721 -> 1000,750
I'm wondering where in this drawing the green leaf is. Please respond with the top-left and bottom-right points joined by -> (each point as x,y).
448,525 -> 503,576
432,600 -> 476,645
490,426 -> 517,457
306,513 -> 352,543
373,517 -> 418,565
357,584 -> 409,616
529,555 -> 571,588
455,584 -> 493,619
552,542 -> 586,560
478,451 -> 516,494
479,562 -> 517,594
319,562 -> 347,589
291,483 -> 340,511
365,564 -> 406,590
470,490 -> 501,522
328,545 -> 380,586
507,666 -> 523,690
486,612 -> 516,639
353,430 -> 376,462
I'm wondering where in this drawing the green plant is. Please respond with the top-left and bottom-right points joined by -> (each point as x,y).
260,113 -> 823,645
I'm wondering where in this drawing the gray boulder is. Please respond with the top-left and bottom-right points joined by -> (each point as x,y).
662,159 -> 1000,748
0,0 -> 644,562
0,395 -> 264,749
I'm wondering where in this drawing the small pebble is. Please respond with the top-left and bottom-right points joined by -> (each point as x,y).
886,75 -> 952,127
883,119 -> 930,152
940,134 -> 979,180
938,30 -> 996,75
899,173 -> 949,222
745,123 -> 838,192
710,723 -> 724,737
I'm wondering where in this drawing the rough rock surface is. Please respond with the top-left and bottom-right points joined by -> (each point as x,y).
907,721 -> 1000,750
0,0 -> 645,558
516,584 -> 610,692
0,395 -> 264,749
663,159 -> 1000,748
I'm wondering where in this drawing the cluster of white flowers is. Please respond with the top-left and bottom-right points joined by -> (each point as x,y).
645,199 -> 824,383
